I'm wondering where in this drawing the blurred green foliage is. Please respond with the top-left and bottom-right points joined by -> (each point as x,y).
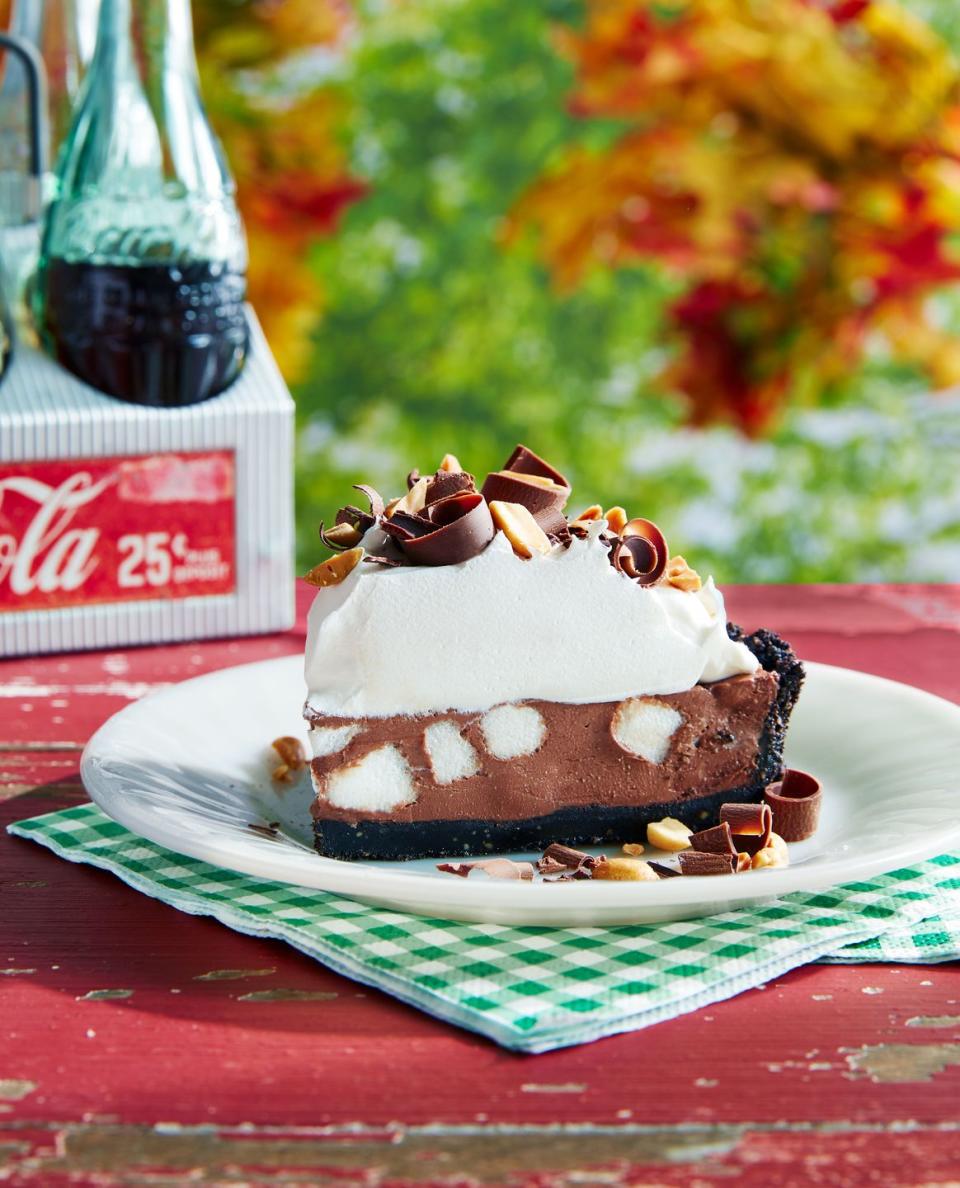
292,0 -> 960,581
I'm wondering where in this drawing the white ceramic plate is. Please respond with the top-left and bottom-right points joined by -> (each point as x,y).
80,657 -> 960,926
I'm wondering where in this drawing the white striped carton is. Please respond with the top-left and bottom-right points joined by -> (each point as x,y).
0,310 -> 295,655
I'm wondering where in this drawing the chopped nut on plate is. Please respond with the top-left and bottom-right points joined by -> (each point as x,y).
622,842 -> 645,856
752,832 -> 790,869
593,856 -> 659,882
646,817 -> 693,852
270,735 -> 307,782
752,845 -> 789,869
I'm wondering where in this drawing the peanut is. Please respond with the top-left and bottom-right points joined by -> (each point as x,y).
323,522 -> 362,548
665,555 -> 702,592
646,817 -> 693,852
622,842 -> 645,856
767,833 -> 789,860
604,506 -> 628,534
489,500 -> 552,559
304,547 -> 363,589
388,476 -> 430,518
752,843 -> 789,870
439,453 -> 462,473
593,856 -> 659,882
573,504 -> 603,522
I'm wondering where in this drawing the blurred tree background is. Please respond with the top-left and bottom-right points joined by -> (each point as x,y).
9,0 -> 960,581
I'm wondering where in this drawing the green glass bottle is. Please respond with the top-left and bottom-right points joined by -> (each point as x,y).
34,0 -> 248,407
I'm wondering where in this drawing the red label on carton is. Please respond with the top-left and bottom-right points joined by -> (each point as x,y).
0,452 -> 236,611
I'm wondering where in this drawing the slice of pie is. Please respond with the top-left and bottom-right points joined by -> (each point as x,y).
303,447 -> 804,861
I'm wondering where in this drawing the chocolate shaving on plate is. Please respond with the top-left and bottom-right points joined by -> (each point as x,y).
678,851 -> 737,876
688,821 -> 737,856
720,802 -> 773,841
437,858 -> 535,881
648,861 -> 682,879
247,821 -> 281,840
537,843 -> 600,879
540,843 -> 600,870
764,769 -> 823,842
720,801 -> 773,854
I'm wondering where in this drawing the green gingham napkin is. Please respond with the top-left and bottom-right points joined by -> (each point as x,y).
9,804 -> 960,1053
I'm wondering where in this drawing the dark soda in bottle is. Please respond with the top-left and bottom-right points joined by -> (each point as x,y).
41,259 -> 247,407
34,0 -> 249,407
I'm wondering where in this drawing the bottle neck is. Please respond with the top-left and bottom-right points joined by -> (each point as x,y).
94,0 -> 199,81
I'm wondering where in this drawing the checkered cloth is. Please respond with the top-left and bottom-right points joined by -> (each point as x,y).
9,804 -> 960,1052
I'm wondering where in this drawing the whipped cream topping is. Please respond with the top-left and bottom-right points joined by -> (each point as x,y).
304,524 -> 758,718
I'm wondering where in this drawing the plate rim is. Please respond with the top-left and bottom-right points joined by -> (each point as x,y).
79,656 -> 960,919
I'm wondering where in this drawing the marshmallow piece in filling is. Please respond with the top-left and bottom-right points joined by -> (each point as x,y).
423,721 -> 480,785
611,699 -> 683,764
325,745 -> 417,812
480,704 -> 546,760
309,723 -> 360,757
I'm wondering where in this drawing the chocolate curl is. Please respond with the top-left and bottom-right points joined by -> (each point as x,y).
321,483 -> 386,549
688,821 -> 737,856
610,518 -> 668,586
318,520 -> 362,551
437,858 -> 535,881
425,468 -> 476,505
538,843 -> 600,877
679,851 -> 737,876
764,769 -> 823,842
362,554 -> 403,567
380,510 -> 434,542
648,861 -> 682,880
406,468 -> 421,490
610,535 -> 660,584
400,492 -> 495,566
720,802 -> 773,854
480,470 -> 569,526
353,483 -> 385,519
502,443 -> 570,489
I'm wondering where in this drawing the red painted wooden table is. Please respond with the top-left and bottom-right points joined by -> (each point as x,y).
3,584 -> 960,1186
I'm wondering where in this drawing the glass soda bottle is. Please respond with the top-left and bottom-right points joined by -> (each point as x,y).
34,0 -> 248,407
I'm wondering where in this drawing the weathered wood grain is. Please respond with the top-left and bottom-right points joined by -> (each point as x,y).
2,584 -> 959,1184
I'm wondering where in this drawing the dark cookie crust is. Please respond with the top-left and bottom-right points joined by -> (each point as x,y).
727,624 -> 805,789
314,782 -> 764,862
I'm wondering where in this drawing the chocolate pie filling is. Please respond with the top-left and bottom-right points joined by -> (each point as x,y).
306,625 -> 803,861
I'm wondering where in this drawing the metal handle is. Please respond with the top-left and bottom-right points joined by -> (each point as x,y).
0,32 -> 48,181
